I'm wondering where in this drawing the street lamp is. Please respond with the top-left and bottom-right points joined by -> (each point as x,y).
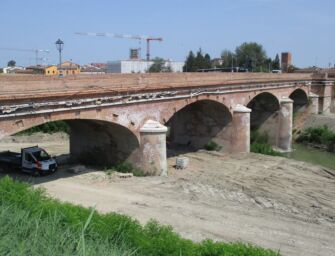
55,39 -> 64,67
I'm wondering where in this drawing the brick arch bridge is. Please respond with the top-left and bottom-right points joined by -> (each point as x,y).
0,73 -> 333,175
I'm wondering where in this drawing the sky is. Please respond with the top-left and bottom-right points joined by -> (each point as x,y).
0,0 -> 334,68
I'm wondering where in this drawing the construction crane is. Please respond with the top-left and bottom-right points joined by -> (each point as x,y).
75,32 -> 163,61
0,47 -> 50,65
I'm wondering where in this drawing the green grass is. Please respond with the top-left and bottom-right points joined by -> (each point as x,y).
0,176 -> 280,256
250,131 -> 283,156
15,121 -> 70,135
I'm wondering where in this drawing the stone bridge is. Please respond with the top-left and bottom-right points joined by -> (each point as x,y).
0,73 -> 334,175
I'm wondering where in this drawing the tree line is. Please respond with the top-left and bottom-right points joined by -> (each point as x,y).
183,42 -> 281,72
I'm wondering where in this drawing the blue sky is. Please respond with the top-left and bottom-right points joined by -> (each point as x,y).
1,0 -> 334,68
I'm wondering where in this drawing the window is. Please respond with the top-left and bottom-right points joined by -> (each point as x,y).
25,153 -> 35,163
32,150 -> 50,161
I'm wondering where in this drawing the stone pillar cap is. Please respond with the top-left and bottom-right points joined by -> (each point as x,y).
309,92 -> 319,98
280,97 -> 294,104
140,119 -> 168,133
233,104 -> 251,113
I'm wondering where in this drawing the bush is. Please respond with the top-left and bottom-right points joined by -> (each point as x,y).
0,177 -> 279,256
251,143 -> 282,156
250,131 -> 283,156
204,140 -> 222,151
113,162 -> 147,177
296,125 -> 335,151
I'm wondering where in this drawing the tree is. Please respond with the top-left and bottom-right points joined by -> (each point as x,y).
7,60 -> 16,67
235,42 -> 267,72
148,57 -> 171,73
183,51 -> 196,72
221,50 -> 235,68
272,54 -> 280,70
183,49 -> 211,72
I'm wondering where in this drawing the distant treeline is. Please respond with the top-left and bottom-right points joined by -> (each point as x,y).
16,121 -> 69,135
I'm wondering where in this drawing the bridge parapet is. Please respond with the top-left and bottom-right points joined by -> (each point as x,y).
0,73 -> 316,102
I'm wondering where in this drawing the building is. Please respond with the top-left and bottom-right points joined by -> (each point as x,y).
80,64 -> 106,75
2,66 -> 25,74
211,58 -> 224,67
281,52 -> 292,72
58,61 -> 80,75
106,59 -> 184,73
25,65 -> 58,75
90,63 -> 107,69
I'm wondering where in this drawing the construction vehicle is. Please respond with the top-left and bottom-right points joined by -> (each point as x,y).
75,32 -> 163,61
0,146 -> 57,176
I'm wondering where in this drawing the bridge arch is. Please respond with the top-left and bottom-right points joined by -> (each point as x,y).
5,117 -> 140,166
165,99 -> 233,153
289,88 -> 309,113
247,92 -> 280,146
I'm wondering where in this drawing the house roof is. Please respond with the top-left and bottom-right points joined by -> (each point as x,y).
58,61 -> 80,70
26,65 -> 57,70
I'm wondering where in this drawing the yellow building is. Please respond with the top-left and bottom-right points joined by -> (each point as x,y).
25,65 -> 58,76
58,61 -> 81,75
44,65 -> 58,75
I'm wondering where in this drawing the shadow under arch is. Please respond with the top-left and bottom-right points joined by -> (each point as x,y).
289,88 -> 309,113
247,92 -> 280,146
165,99 -> 233,155
67,119 -> 139,166
11,119 -> 140,166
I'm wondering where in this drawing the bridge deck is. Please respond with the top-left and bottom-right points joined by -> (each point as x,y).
0,73 -> 322,102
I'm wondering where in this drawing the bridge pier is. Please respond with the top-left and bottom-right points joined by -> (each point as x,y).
231,105 -> 251,153
277,97 -> 293,152
321,82 -> 333,114
140,120 -> 168,176
308,93 -> 319,114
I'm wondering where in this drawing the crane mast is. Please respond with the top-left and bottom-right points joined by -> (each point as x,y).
75,32 -> 163,61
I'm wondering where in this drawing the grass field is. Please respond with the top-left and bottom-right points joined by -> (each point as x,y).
0,176 -> 280,256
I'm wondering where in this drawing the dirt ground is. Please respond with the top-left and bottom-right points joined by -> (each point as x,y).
0,133 -> 334,256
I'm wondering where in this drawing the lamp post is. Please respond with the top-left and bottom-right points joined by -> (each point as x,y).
55,39 -> 64,67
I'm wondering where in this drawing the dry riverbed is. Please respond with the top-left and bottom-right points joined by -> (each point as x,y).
0,133 -> 334,256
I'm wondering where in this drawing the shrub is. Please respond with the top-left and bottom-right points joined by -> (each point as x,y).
296,125 -> 335,152
250,131 -> 283,156
106,162 -> 147,177
204,140 -> 222,151
251,143 -> 283,156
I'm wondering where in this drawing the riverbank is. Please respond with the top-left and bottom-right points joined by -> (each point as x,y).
0,132 -> 334,256
288,143 -> 335,170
